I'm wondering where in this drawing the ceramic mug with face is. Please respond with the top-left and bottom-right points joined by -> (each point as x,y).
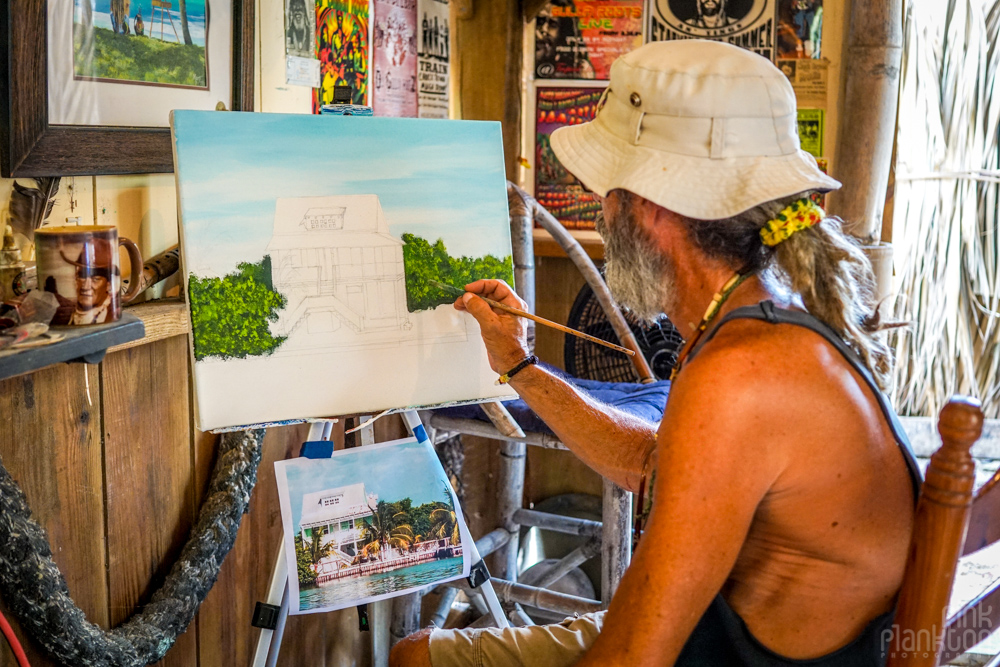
35,226 -> 143,326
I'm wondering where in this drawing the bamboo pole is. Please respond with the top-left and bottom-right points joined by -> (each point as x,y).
512,508 -> 603,538
828,0 -> 904,244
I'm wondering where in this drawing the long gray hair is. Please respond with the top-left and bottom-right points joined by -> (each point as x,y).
681,193 -> 893,390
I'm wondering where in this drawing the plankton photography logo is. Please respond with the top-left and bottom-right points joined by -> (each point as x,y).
650,0 -> 775,60
881,605 -> 993,659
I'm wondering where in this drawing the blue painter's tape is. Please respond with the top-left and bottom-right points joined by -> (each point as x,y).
300,441 -> 334,459
412,424 -> 428,444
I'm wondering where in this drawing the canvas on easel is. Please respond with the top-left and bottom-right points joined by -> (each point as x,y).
170,111 -> 516,431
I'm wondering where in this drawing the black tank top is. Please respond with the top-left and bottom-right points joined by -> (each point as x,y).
674,301 -> 922,667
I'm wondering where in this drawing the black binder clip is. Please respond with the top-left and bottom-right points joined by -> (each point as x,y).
251,602 -> 281,630
466,559 -> 490,589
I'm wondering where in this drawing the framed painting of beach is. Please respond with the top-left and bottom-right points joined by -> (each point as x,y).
71,0 -> 211,88
172,110 -> 516,430
275,438 -> 473,614
0,0 -> 253,176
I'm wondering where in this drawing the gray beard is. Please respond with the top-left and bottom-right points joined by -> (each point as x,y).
595,207 -> 677,324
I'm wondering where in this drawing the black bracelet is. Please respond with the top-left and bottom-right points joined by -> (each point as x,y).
496,355 -> 538,385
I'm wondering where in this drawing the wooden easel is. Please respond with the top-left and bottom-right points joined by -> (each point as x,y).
251,409 -> 508,667
150,0 -> 180,42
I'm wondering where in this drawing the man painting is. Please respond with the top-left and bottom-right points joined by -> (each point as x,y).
392,40 -> 918,666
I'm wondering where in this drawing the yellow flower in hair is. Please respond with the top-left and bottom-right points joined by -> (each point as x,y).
760,199 -> 826,247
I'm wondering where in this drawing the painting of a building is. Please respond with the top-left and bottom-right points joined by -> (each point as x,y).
267,194 -> 411,341
300,482 -> 377,562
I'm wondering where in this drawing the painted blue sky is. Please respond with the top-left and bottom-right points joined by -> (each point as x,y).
172,111 -> 511,277
280,440 -> 453,531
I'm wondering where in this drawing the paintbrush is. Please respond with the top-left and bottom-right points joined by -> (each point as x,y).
430,280 -> 635,357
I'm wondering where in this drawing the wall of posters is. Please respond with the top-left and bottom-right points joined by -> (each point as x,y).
777,0 -> 822,59
417,0 -> 449,118
535,88 -> 605,229
534,0 -> 644,80
648,0 -> 777,61
373,0 -> 418,117
315,0 -> 369,110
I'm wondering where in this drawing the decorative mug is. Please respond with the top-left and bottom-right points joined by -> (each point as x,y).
35,226 -> 143,326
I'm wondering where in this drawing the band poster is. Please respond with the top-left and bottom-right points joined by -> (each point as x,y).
535,88 -> 605,229
373,0 -> 419,117
417,0 -> 450,118
796,108 -> 824,157
315,0 -> 370,110
649,0 -> 777,61
534,1 -> 644,80
777,0 -> 822,59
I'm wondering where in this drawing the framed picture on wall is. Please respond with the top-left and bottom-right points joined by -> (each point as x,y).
0,0 -> 254,177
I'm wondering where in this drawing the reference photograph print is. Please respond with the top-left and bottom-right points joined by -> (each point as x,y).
275,437 -> 472,614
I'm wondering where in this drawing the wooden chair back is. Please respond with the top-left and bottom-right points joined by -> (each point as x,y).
887,397 -> 994,666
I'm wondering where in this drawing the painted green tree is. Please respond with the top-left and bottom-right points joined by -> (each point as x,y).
188,256 -> 288,361
401,233 -> 514,312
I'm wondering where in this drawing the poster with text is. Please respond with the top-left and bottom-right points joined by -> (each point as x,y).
373,0 -> 419,117
649,0 -> 777,61
777,0 -> 822,59
535,88 -> 605,229
534,0 -> 644,80
315,0 -> 369,110
417,0 -> 449,118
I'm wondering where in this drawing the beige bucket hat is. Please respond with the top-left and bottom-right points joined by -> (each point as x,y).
550,40 -> 840,220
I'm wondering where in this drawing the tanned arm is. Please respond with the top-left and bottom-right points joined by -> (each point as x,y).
458,279 -> 658,492
573,343 -> 788,666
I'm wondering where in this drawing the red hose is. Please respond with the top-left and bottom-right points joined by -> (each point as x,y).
0,608 -> 30,667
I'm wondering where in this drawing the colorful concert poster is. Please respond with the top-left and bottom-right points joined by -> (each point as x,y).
535,88 -> 605,229
649,0 -> 777,61
534,0 -> 644,80
315,0 -> 369,111
373,0 -> 418,117
776,0 -> 822,59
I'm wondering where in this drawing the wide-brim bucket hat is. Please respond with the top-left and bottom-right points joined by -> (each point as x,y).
550,40 -> 840,221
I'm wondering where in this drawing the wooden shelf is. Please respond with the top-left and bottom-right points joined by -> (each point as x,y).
532,228 -> 604,260
0,313 -> 145,381
108,299 -> 190,354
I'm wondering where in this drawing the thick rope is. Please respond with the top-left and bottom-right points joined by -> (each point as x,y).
0,429 -> 265,666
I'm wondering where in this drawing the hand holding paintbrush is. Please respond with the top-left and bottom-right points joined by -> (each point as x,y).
431,279 -> 635,357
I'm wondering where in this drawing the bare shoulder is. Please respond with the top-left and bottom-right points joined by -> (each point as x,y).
659,317 -> 864,460
680,317 -> 847,399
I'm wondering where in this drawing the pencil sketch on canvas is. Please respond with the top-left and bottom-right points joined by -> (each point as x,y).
171,111 -> 516,430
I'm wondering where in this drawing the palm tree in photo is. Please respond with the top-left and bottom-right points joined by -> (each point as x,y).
428,508 -> 460,546
308,526 -> 335,566
177,0 -> 193,44
361,500 -> 397,561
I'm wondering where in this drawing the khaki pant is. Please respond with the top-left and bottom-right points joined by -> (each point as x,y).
428,611 -> 605,667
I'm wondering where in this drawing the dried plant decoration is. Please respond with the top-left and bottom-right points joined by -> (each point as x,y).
8,177 -> 61,242
892,0 -> 1000,416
